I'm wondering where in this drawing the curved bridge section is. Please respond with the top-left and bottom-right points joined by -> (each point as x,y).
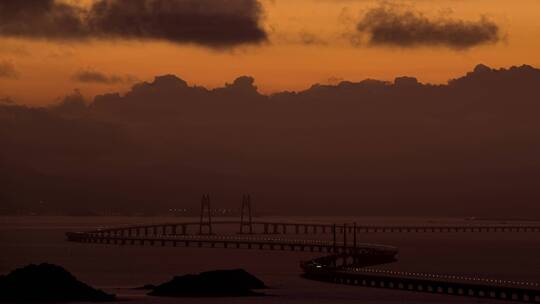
66,221 -> 540,303
302,265 -> 540,303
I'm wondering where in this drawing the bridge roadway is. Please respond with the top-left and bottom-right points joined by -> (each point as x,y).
67,222 -> 540,303
66,232 -> 396,256
86,220 -> 540,237
303,263 -> 540,303
348,268 -> 540,289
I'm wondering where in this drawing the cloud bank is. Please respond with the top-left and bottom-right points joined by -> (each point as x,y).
355,5 -> 501,49
0,0 -> 267,48
2,64 -> 540,215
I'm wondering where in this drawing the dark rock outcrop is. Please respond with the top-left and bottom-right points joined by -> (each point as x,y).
0,263 -> 115,302
149,269 -> 266,297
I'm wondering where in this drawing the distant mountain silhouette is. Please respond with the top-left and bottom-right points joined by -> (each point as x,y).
2,64 -> 540,216
0,263 -> 115,302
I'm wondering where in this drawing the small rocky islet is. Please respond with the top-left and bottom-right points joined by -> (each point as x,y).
148,268 -> 267,297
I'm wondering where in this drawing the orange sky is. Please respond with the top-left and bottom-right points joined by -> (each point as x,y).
1,0 -> 540,105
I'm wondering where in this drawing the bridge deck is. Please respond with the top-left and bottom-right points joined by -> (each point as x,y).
84,220 -> 540,239
342,267 -> 540,289
66,232 -> 398,256
67,222 -> 540,303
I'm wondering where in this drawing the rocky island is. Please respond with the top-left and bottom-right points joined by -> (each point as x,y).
0,263 -> 115,302
149,269 -> 267,297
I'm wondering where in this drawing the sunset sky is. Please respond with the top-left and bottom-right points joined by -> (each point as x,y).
1,0 -> 539,106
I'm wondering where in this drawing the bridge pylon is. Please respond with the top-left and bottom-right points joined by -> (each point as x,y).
199,194 -> 213,235
332,224 -> 337,253
353,222 -> 357,249
239,194 -> 253,234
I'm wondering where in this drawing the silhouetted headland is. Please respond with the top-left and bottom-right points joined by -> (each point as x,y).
148,269 -> 266,297
0,263 -> 115,302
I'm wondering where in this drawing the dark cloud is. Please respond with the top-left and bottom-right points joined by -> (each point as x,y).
87,0 -> 267,47
49,90 -> 88,117
0,60 -> 18,78
72,69 -> 136,84
0,0 -> 87,39
0,0 -> 267,48
355,5 -> 501,49
3,64 -> 540,216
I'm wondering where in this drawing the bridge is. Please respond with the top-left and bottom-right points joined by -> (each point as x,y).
87,195 -> 540,236
87,220 -> 540,237
66,195 -> 540,303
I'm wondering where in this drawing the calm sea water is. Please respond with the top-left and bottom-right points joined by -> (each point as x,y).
1,216 -> 540,303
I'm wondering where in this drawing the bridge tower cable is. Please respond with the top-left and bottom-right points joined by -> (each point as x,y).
353,222 -> 357,264
343,223 -> 347,251
353,223 -> 357,248
199,194 -> 213,234
332,224 -> 337,253
239,194 -> 253,234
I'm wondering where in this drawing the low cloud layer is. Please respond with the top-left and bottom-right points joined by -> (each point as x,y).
0,0 -> 267,48
0,60 -> 18,78
2,64 -> 540,215
72,69 -> 135,84
356,5 -> 501,49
